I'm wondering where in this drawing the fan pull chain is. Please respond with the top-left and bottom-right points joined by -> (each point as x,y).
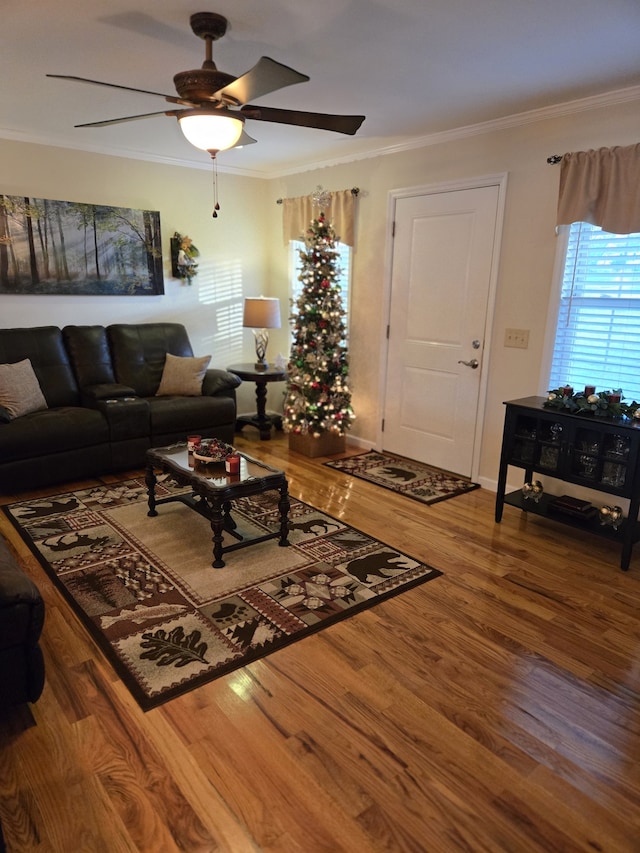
211,153 -> 221,218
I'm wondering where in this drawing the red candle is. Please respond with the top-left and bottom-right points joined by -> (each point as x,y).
225,453 -> 240,474
562,385 -> 573,397
584,385 -> 596,396
609,392 -> 621,404
187,435 -> 202,453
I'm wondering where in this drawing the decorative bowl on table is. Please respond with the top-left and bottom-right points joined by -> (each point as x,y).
192,438 -> 235,463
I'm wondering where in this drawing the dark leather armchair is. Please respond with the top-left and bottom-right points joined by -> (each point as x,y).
0,535 -> 45,709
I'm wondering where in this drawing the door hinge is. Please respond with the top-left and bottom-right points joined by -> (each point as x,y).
381,418 -> 385,432
386,324 -> 390,339
391,221 -> 396,237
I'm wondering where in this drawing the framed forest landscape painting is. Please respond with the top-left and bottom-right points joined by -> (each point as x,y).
0,194 -> 164,296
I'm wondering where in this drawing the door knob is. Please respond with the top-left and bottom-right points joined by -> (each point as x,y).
458,358 -> 479,369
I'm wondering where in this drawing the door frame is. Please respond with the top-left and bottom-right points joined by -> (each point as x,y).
378,173 -> 508,482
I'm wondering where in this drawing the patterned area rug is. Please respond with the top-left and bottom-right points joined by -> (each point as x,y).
325,451 -> 480,505
3,476 -> 442,710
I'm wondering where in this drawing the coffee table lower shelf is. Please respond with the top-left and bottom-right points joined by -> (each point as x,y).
151,491 -> 284,559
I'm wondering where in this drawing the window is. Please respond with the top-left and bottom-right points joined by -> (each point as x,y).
548,222 -> 640,402
289,239 -> 352,338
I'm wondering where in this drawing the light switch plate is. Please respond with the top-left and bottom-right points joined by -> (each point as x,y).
505,328 -> 529,349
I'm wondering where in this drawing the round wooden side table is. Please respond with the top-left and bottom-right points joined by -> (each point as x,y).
227,363 -> 286,440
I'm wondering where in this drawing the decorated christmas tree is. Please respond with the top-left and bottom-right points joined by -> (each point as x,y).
283,213 -> 355,437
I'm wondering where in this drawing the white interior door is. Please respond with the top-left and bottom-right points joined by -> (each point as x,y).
382,183 -> 501,476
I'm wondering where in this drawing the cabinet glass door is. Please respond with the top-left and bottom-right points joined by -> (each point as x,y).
537,420 -> 563,472
512,415 -> 537,464
570,427 -> 601,481
601,432 -> 630,488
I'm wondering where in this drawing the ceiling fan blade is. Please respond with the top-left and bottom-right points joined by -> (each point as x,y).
241,105 -> 365,136
236,129 -> 257,147
74,110 -> 174,128
46,74 -> 193,107
215,57 -> 309,105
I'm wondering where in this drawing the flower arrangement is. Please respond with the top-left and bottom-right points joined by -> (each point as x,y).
544,386 -> 640,419
171,232 -> 199,284
192,438 -> 235,462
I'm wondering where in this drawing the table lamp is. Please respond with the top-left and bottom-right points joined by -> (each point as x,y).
243,297 -> 281,371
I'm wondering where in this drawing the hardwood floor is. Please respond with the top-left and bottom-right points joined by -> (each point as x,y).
1,433 -> 640,852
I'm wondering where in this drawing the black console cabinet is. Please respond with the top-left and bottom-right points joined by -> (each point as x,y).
495,396 -> 640,570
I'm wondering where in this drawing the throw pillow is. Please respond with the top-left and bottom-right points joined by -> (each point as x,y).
156,353 -> 212,396
0,359 -> 48,419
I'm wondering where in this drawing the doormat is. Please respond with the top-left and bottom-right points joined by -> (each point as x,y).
325,451 -> 480,506
3,476 -> 442,710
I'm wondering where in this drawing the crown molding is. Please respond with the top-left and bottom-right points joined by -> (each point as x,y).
269,84 -> 640,178
0,128 -> 209,169
0,128 -> 270,177
2,84 -> 640,180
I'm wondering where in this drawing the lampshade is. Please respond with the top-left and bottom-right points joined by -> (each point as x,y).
243,297 -> 282,330
177,109 -> 244,153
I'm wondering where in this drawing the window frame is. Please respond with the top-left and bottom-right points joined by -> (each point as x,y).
541,225 -> 571,392
542,222 -> 640,402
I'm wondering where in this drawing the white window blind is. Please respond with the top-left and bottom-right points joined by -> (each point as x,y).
289,239 -> 351,338
549,222 -> 640,402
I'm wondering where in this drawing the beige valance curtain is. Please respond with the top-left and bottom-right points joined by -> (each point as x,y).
281,189 -> 356,246
557,143 -> 640,234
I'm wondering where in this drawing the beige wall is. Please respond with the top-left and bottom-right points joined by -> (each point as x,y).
267,98 -> 640,487
0,139 -> 272,414
1,96 -> 639,484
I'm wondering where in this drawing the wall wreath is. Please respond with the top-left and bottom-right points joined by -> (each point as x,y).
170,232 -> 199,284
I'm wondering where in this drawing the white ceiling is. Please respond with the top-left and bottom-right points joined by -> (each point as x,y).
3,0 -> 640,178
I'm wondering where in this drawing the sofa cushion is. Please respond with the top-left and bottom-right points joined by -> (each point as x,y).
147,395 -> 236,439
0,327 -> 80,408
62,325 -> 117,388
0,407 -> 110,461
108,323 -> 195,397
156,353 -> 212,397
0,359 -> 48,420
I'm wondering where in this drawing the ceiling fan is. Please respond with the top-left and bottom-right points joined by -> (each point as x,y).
47,11 -> 366,157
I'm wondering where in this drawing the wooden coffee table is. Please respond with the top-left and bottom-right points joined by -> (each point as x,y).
145,443 -> 290,568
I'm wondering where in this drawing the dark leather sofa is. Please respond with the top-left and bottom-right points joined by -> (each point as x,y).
0,323 -> 241,493
0,533 -> 45,709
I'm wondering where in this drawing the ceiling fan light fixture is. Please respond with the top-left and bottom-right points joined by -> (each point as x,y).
177,109 -> 244,153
